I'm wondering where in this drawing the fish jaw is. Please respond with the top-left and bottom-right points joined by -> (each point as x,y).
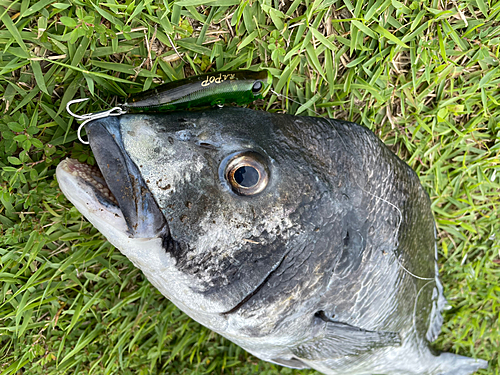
56,158 -> 167,266
56,158 -> 129,245
85,116 -> 168,239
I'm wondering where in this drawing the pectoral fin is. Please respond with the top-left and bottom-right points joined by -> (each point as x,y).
269,357 -> 310,369
290,318 -> 401,360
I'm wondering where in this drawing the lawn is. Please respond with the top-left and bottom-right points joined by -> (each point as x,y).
0,0 -> 499,374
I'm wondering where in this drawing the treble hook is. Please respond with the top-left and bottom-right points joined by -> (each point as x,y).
66,98 -> 126,144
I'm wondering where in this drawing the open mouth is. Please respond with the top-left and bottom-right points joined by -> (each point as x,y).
60,158 -> 118,206
57,117 -> 168,240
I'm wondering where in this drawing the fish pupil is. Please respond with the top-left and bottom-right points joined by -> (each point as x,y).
252,80 -> 263,93
234,166 -> 259,187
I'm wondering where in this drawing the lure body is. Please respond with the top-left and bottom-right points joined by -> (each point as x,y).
124,70 -> 271,113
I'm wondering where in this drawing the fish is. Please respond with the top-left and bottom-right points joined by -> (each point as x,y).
56,107 -> 488,375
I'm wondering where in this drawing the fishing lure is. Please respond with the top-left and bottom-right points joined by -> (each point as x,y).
125,70 -> 271,112
68,70 -> 271,144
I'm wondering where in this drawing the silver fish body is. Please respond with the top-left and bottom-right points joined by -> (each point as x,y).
56,107 -> 487,375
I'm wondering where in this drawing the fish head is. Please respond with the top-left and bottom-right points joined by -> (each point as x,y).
57,108 -> 338,320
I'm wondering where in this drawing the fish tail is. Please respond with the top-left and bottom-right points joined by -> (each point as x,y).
431,352 -> 488,375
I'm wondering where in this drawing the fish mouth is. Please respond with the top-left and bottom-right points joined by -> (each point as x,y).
58,159 -> 119,206
57,117 -> 168,240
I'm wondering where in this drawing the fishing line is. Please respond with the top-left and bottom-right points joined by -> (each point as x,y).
412,279 -> 434,333
270,89 -> 323,117
271,89 -> 434,282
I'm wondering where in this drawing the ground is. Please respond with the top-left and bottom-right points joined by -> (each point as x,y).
0,0 -> 498,374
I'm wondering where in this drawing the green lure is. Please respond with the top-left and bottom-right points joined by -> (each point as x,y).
123,70 -> 271,113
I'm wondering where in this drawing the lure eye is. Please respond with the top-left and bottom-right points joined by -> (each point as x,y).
224,152 -> 269,196
252,80 -> 263,94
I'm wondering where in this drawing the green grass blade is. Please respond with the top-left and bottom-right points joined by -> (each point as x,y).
373,24 -> 409,48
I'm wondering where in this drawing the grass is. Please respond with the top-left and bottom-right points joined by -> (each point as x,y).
0,0 -> 499,374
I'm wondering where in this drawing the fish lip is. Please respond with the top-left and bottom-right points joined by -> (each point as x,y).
86,117 -> 168,239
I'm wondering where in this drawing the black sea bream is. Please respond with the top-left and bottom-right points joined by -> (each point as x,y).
56,108 -> 487,375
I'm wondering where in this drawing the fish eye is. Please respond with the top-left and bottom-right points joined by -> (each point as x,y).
224,152 -> 269,196
252,80 -> 263,94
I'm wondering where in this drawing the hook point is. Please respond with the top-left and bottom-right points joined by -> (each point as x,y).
66,98 -> 91,119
